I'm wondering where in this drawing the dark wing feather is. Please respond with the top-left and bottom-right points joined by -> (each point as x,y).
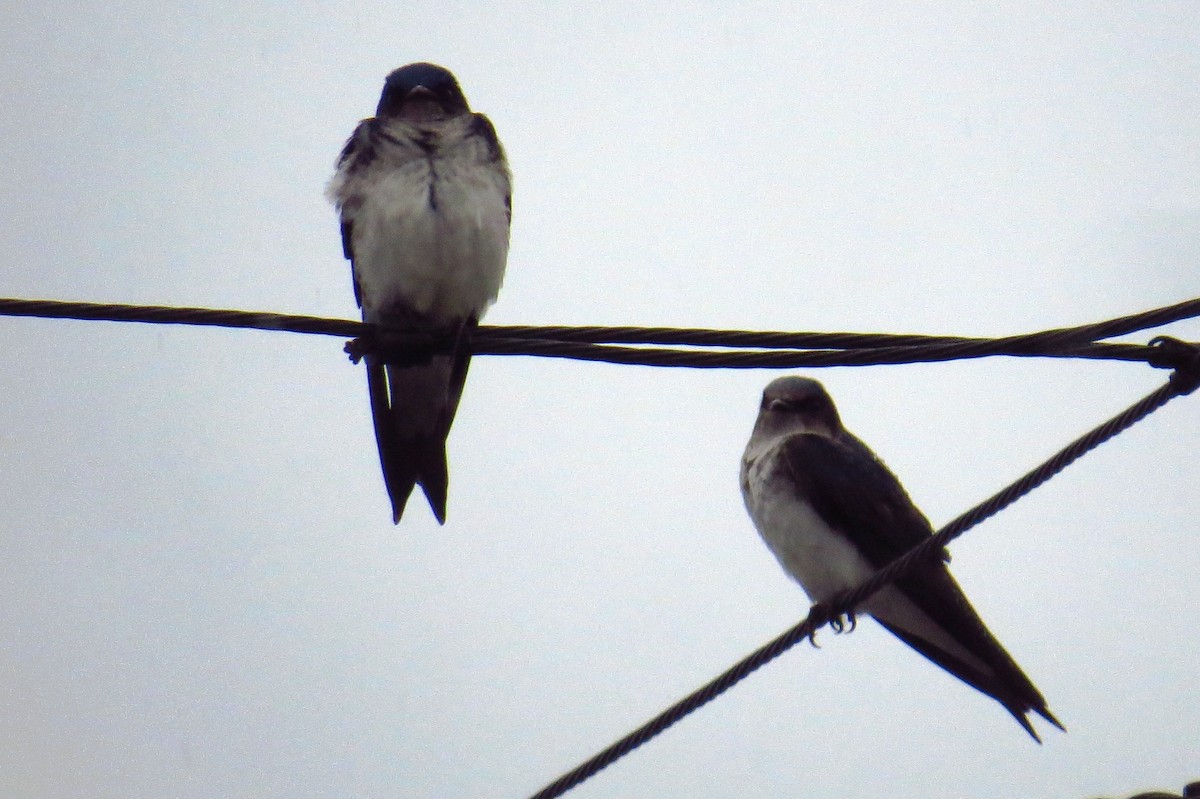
777,433 -> 1061,736
468,113 -> 505,163
365,357 -> 420,523
876,618 -> 1048,742
469,114 -> 511,224
340,219 -> 362,307
334,120 -> 379,306
778,432 -> 946,568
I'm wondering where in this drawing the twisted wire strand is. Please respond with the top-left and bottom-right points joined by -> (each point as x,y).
1,297 -> 1197,371
485,295 -> 1200,348
473,337 -> 1154,368
526,370 -> 1198,799
0,297 -> 364,337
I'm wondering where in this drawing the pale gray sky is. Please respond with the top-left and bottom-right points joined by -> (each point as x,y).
1,4 -> 1198,798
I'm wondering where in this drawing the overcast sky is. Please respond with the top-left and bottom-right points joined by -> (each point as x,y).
2,4 -> 1198,799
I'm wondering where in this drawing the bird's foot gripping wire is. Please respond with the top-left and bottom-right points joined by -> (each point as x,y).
830,609 -> 858,634
344,327 -> 456,366
805,599 -> 857,647
344,335 -> 373,364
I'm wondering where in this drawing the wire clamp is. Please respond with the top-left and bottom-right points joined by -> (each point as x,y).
1148,336 -> 1200,395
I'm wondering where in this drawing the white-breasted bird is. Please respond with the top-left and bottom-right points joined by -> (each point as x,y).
328,63 -> 511,524
740,376 -> 1062,741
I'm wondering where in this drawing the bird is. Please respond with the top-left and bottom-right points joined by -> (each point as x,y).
327,63 -> 511,524
740,376 -> 1063,741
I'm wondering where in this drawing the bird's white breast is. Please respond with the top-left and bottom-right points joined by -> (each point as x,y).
334,118 -> 510,325
741,443 -> 876,603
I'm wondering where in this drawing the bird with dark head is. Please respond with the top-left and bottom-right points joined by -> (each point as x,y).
328,63 -> 511,524
752,376 -> 843,440
741,376 -> 1063,741
375,62 -> 469,121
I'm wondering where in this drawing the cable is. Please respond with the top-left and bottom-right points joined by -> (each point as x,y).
3,296 -> 1197,371
0,297 -> 363,337
483,295 -> 1200,348
472,337 -> 1153,368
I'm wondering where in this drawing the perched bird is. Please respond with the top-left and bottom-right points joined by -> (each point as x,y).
740,376 -> 1063,741
327,63 -> 511,524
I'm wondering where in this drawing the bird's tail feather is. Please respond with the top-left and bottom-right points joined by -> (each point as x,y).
365,320 -> 475,525
367,358 -> 421,523
876,616 -> 1059,743
410,435 -> 449,524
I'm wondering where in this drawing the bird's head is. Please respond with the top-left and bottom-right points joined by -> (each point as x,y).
376,62 -> 470,121
752,376 -> 843,441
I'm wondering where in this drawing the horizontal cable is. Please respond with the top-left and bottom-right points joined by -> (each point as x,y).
474,337 -> 1154,368
486,295 -> 1200,348
527,370 -> 1199,799
2,296 -> 1198,371
0,297 -> 364,337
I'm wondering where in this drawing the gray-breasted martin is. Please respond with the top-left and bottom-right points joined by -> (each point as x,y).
740,376 -> 1063,741
328,63 -> 511,524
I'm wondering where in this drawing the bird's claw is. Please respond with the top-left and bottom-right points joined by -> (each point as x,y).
830,610 -> 857,634
345,329 -> 448,367
809,599 -> 856,640
344,336 -> 373,364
